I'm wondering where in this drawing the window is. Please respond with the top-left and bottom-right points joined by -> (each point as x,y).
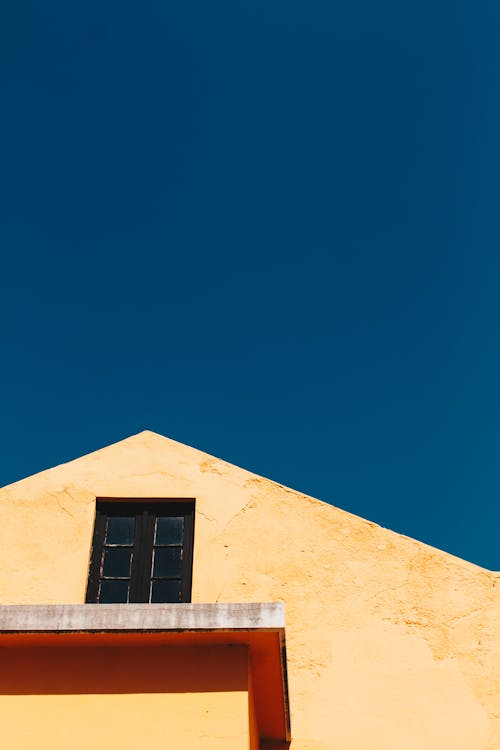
86,500 -> 195,604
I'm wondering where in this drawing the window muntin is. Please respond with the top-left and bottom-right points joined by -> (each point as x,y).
86,500 -> 195,604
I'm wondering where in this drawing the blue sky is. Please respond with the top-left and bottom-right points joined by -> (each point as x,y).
1,1 -> 499,569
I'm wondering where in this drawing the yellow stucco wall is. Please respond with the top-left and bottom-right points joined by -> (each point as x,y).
0,430 -> 498,749
0,644 -> 251,750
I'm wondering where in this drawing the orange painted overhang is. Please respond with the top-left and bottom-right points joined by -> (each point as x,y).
0,602 -> 290,743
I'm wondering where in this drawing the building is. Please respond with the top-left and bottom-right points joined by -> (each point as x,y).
0,430 -> 498,749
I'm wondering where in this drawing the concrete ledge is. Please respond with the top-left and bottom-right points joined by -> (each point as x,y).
0,602 -> 290,742
0,602 -> 285,633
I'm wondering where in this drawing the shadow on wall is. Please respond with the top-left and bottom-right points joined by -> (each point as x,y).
0,644 -> 246,694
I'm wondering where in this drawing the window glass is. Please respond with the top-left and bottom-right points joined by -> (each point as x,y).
99,580 -> 129,603
87,501 -> 194,604
105,517 -> 135,545
150,579 -> 181,603
155,516 -> 184,545
153,547 -> 182,577
103,548 -> 133,578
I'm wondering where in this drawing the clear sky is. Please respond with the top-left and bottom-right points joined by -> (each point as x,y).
1,1 -> 499,570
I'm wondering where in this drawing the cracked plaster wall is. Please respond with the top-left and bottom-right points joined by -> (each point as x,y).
0,430 -> 498,749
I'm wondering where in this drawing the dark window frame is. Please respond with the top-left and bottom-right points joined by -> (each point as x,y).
86,499 -> 195,604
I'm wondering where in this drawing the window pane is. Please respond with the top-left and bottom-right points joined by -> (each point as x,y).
99,580 -> 129,603
150,579 -> 181,603
102,547 -> 132,577
105,516 -> 135,545
155,516 -> 184,545
153,547 -> 182,577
